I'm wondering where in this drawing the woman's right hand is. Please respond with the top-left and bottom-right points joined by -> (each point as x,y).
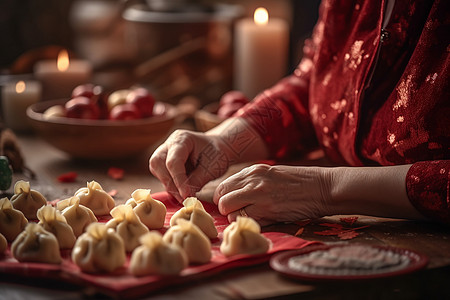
149,129 -> 232,202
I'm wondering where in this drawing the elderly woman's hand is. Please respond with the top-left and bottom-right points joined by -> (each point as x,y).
149,117 -> 269,203
149,129 -> 232,202
213,164 -> 333,226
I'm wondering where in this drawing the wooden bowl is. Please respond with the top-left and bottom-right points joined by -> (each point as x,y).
26,99 -> 177,159
194,102 -> 224,132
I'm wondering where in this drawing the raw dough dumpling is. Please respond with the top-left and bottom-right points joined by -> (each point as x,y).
74,181 -> 115,216
170,197 -> 217,239
10,180 -> 47,219
220,216 -> 270,257
125,189 -> 166,229
72,222 -> 126,273
0,233 -> 7,254
105,204 -> 149,252
11,223 -> 62,264
37,205 -> 76,249
57,196 -> 97,237
0,197 -> 27,242
130,231 -> 188,276
163,219 -> 211,264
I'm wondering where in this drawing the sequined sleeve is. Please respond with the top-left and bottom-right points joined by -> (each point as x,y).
406,160 -> 450,224
236,65 -> 318,159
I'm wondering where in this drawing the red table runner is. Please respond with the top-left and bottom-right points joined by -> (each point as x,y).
0,192 -> 318,298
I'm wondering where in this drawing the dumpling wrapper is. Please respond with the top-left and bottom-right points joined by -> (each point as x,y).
163,218 -> 211,264
74,181 -> 115,216
57,196 -> 97,237
105,204 -> 149,252
0,233 -> 7,254
0,197 -> 28,242
11,223 -> 62,264
130,231 -> 188,276
37,205 -> 76,249
220,216 -> 270,257
125,189 -> 166,229
72,222 -> 126,273
170,197 -> 218,239
10,180 -> 47,220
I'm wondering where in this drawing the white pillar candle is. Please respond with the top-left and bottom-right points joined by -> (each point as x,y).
234,7 -> 289,99
2,80 -> 42,132
34,50 -> 92,100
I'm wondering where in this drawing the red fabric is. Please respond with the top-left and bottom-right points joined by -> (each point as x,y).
238,0 -> 449,223
0,192 -> 318,298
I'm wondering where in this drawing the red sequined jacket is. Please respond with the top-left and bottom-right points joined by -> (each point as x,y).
238,0 -> 449,223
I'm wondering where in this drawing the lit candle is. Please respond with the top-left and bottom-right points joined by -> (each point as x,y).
234,7 -> 289,98
2,80 -> 42,132
34,50 -> 92,100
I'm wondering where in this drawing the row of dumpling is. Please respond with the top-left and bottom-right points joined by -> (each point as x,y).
0,180 -> 270,276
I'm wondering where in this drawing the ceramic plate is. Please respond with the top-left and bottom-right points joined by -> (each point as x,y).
270,243 -> 428,282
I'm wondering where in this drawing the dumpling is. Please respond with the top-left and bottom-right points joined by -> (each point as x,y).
220,216 -> 270,257
74,181 -> 115,216
170,197 -> 217,239
0,233 -> 7,254
10,180 -> 47,219
11,223 -> 62,264
72,222 -> 126,273
0,197 -> 27,242
37,205 -> 76,249
163,218 -> 211,264
125,189 -> 166,229
130,231 -> 188,276
57,196 -> 97,237
105,204 -> 149,252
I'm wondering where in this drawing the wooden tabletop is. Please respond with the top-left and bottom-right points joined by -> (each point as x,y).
1,132 -> 450,299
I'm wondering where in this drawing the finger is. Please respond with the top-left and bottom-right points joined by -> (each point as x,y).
165,142 -> 192,199
213,170 -> 248,205
149,145 -> 183,202
216,187 -> 252,216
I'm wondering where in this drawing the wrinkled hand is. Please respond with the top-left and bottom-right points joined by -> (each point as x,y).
213,164 -> 333,226
149,129 -> 231,202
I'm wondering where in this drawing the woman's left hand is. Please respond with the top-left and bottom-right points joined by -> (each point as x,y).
213,164 -> 333,226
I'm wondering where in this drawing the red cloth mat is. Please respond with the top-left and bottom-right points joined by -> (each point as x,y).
0,192 -> 318,298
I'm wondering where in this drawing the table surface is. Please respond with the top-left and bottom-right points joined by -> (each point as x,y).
1,132 -> 450,300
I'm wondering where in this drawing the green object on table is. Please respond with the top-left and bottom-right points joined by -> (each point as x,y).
0,156 -> 13,191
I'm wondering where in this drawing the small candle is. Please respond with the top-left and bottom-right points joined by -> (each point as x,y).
234,7 -> 289,98
34,50 -> 92,100
2,80 -> 42,132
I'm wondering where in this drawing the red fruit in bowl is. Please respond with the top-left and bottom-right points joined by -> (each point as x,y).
109,103 -> 142,120
71,84 -> 96,99
126,88 -> 155,118
219,90 -> 249,107
65,96 -> 101,119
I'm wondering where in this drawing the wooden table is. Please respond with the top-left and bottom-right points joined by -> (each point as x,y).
1,133 -> 450,299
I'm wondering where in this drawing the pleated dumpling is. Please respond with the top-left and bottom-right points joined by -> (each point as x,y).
11,223 -> 61,264
130,231 -> 188,276
105,204 -> 149,252
0,197 -> 27,242
125,189 -> 166,229
170,197 -> 217,239
10,180 -> 47,219
220,216 -> 270,257
74,181 -> 115,216
57,196 -> 97,237
72,222 -> 126,273
0,233 -> 7,254
37,205 -> 76,249
163,218 -> 211,264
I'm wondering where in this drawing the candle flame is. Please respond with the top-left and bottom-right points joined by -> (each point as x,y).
57,50 -> 70,72
15,81 -> 26,94
254,7 -> 268,25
